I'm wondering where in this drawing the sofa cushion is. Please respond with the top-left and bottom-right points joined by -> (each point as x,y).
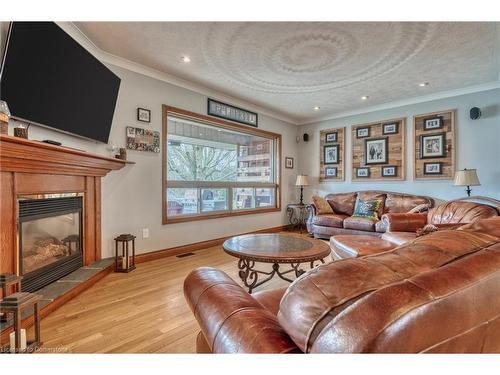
385,193 -> 432,213
357,192 -> 386,218
312,214 -> 347,228
343,216 -> 377,232
428,201 -> 498,224
381,231 -> 416,246
352,198 -> 383,220
330,235 -> 396,259
325,192 -> 357,215
312,195 -> 334,215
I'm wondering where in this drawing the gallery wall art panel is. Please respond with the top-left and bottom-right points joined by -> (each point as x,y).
320,127 -> 345,182
351,118 -> 406,181
413,110 -> 455,180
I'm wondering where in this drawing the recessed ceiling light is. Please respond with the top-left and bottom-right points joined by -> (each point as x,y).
313,106 -> 321,111
419,82 -> 429,87
361,96 -> 369,100
181,56 -> 191,63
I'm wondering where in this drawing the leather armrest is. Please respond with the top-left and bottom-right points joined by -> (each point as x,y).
381,212 -> 427,232
183,267 -> 300,353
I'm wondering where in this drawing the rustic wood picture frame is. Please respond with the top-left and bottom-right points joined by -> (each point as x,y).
414,110 -> 455,180
320,127 -> 345,182
351,118 -> 406,181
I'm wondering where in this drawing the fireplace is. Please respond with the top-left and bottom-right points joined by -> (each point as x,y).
18,194 -> 83,292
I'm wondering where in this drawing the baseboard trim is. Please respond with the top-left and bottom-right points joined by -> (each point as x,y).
135,225 -> 289,264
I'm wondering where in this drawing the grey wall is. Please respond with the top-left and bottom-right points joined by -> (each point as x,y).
297,88 -> 500,202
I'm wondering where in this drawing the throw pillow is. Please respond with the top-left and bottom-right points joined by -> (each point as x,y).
312,195 -> 334,215
352,198 -> 382,220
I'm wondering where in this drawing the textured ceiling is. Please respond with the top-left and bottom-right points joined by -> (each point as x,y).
75,22 -> 499,124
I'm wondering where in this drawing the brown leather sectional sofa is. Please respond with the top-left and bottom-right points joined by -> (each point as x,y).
307,190 -> 433,239
184,217 -> 500,353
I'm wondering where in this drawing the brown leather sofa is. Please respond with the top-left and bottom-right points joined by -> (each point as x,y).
184,217 -> 500,353
307,191 -> 433,239
381,197 -> 500,246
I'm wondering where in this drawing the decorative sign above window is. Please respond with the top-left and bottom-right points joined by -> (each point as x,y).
207,99 -> 258,127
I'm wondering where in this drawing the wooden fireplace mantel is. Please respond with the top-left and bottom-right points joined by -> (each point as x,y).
0,134 -> 133,288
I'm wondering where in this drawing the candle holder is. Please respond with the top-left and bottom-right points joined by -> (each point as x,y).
14,126 -> 28,139
114,234 -> 136,273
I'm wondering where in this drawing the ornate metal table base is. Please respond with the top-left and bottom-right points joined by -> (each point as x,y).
237,258 -> 325,294
286,204 -> 308,233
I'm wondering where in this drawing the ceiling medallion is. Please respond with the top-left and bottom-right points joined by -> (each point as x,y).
203,22 -> 437,94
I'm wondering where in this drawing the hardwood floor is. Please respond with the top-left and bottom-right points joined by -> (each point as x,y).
37,233 -> 323,353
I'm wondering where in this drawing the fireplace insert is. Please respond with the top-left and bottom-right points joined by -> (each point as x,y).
18,195 -> 83,292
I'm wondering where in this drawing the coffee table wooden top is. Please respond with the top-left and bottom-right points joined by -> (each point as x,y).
223,233 -> 330,263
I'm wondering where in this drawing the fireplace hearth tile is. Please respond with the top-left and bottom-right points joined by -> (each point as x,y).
37,280 -> 80,301
59,268 -> 101,282
85,258 -> 114,269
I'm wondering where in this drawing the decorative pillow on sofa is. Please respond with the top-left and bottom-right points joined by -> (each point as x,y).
352,198 -> 382,220
312,195 -> 334,215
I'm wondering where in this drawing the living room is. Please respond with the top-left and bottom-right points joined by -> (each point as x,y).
1,1 -> 500,373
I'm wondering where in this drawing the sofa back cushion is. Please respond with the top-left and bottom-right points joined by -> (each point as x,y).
325,192 -> 357,215
385,193 -> 433,213
277,219 -> 500,353
312,196 -> 334,215
428,201 -> 498,225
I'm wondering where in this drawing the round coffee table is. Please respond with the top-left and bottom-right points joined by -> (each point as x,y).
223,233 -> 330,293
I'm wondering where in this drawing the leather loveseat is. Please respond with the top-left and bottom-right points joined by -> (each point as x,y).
382,197 -> 500,246
307,191 -> 433,239
184,217 -> 500,353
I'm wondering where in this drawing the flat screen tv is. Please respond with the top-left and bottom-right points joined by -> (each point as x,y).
0,22 -> 121,143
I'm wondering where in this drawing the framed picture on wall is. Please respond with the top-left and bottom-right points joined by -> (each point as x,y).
423,116 -> 443,131
365,138 -> 388,165
137,108 -> 151,123
324,145 -> 339,164
356,127 -> 370,138
381,165 -> 397,177
423,162 -> 443,175
420,133 -> 446,159
325,132 -> 338,143
382,123 -> 399,135
356,167 -> 370,178
325,166 -> 337,177
285,157 -> 294,169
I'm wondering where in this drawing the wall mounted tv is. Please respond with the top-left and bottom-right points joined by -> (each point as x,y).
0,22 -> 121,143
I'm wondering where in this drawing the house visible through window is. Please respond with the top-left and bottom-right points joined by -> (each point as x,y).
163,106 -> 281,223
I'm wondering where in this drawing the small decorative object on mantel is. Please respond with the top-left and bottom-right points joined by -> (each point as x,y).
295,175 -> 309,205
454,168 -> 480,197
13,124 -> 29,139
0,100 -> 11,135
0,292 -> 42,353
137,107 -> 151,123
114,234 -> 136,273
115,147 -> 127,160
207,98 -> 258,127
126,126 -> 160,153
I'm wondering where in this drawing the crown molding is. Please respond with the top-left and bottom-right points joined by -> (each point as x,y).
56,22 -> 300,126
301,80 -> 500,125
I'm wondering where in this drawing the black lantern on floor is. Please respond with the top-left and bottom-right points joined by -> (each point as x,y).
114,234 -> 136,273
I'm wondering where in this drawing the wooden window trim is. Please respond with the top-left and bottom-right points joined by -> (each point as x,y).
162,105 -> 282,225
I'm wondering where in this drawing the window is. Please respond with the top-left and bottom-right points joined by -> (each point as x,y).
162,105 -> 281,223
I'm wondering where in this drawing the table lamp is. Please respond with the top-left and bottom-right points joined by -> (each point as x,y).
295,175 -> 309,205
454,168 -> 480,197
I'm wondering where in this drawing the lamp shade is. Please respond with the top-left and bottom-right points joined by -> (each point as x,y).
454,169 -> 480,186
295,175 -> 309,186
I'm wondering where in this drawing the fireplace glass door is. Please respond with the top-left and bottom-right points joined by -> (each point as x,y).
19,196 -> 83,292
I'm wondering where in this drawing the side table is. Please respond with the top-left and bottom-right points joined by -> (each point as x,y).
286,203 -> 308,233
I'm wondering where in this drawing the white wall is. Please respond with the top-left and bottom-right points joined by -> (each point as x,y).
297,88 -> 500,202
2,59 -> 300,257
